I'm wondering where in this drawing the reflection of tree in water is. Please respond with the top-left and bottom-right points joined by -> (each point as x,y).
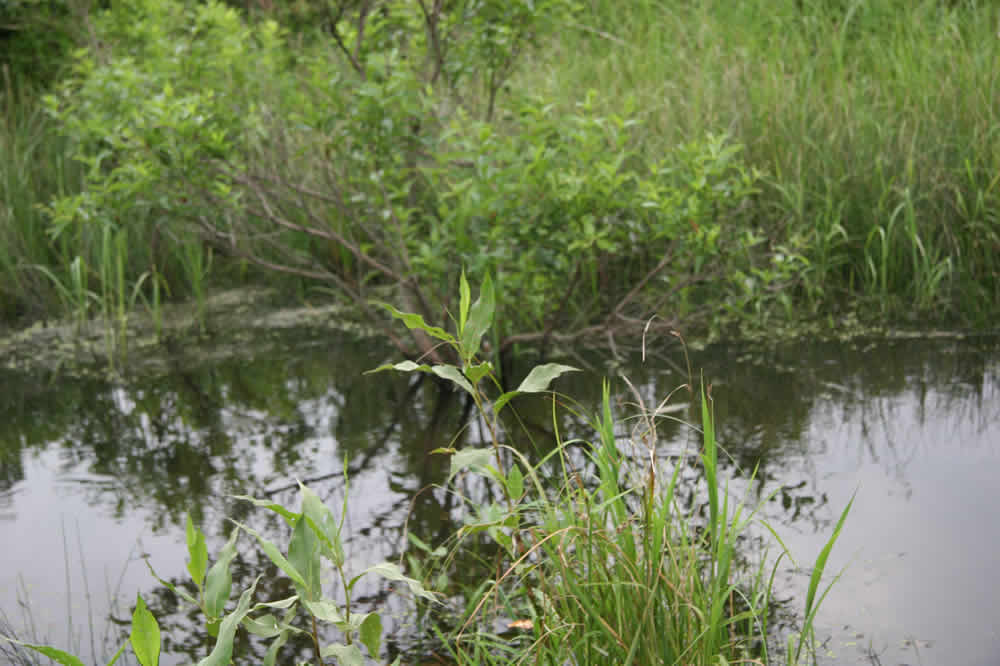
1,332 -> 996,662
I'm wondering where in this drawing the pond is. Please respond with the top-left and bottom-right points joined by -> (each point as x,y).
1,325 -> 998,665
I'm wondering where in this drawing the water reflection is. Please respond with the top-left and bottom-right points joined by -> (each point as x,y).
0,331 -> 997,665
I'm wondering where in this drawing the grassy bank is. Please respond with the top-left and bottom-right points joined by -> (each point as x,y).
535,0 -> 1000,324
0,0 -> 997,344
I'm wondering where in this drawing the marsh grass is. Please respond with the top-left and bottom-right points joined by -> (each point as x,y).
527,0 -> 1000,323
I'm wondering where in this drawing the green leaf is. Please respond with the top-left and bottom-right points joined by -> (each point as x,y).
431,364 -> 475,396
464,361 -> 493,386
242,614 -> 283,639
459,269 -> 471,334
461,273 -> 494,359
493,390 -> 521,415
234,522 -> 308,590
302,599 -> 345,625
447,447 -> 495,482
262,629 -> 291,666
0,638 -> 85,666
129,594 -> 160,666
369,361 -> 476,396
507,464 -> 524,501
205,527 -> 239,618
515,363 -> 580,393
358,562 -> 438,602
376,303 -> 455,343
198,576 -> 261,666
143,559 -> 199,608
185,513 -> 208,588
231,494 -> 298,524
320,643 -> 364,665
287,517 -> 322,601
299,482 -> 345,568
360,612 -> 383,657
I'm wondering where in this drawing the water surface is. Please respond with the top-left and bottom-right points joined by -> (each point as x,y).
1,329 -> 997,665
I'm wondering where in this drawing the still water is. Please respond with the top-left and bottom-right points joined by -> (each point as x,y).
1,328 -> 997,665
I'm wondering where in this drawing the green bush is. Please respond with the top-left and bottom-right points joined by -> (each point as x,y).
39,0 -> 765,352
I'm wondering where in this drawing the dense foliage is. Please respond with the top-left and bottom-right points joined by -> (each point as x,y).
1,0 -> 998,349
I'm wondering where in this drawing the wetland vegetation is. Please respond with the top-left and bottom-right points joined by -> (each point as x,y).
1,0 -> 998,663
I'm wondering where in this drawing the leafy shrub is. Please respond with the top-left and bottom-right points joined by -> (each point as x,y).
41,0 -> 764,352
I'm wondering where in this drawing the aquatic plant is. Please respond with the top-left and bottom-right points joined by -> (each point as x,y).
0,273 -> 853,665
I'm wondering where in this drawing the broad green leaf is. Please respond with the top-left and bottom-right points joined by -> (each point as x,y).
0,638 -> 85,666
234,522 -> 308,590
460,273 -> 494,358
320,643 -> 364,665
360,612 -> 383,657
185,513 -> 208,587
129,594 -> 160,666
357,562 -> 437,602
431,364 -> 475,396
230,494 -> 298,523
198,576 -> 261,666
299,482 -> 344,567
507,464 -> 524,500
375,303 -> 455,343
302,599 -> 345,625
287,517 -> 322,601
242,614 -> 282,639
459,269 -> 470,334
515,363 -> 580,393
464,361 -> 493,386
205,527 -> 240,618
368,361 -> 476,395
447,447 -> 495,482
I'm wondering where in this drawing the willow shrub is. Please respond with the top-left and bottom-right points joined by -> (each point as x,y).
37,0 -> 763,350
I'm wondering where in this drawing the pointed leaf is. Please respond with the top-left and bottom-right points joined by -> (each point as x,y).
515,363 -> 580,393
262,629 -> 291,666
302,599 -> 345,625
358,562 -> 437,602
143,560 -> 198,608
459,270 -> 471,334
431,364 -> 475,396
447,447 -> 495,482
320,643 -> 364,665
185,514 -> 208,588
493,390 -> 521,414
360,612 -> 383,657
0,638 -> 85,666
299,483 -> 344,567
234,522 -> 308,590
205,527 -> 240,618
198,576 -> 261,666
507,464 -> 524,501
461,274 -> 494,358
242,614 -> 283,639
231,495 -> 298,523
376,303 -> 455,343
287,516 -> 322,601
130,594 -> 160,666
464,361 -> 493,386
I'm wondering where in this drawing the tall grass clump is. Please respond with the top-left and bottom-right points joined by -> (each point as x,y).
529,0 -> 1000,326
381,274 -> 853,664
0,71 -> 85,323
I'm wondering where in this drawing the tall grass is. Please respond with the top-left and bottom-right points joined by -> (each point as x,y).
527,0 -> 1000,324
